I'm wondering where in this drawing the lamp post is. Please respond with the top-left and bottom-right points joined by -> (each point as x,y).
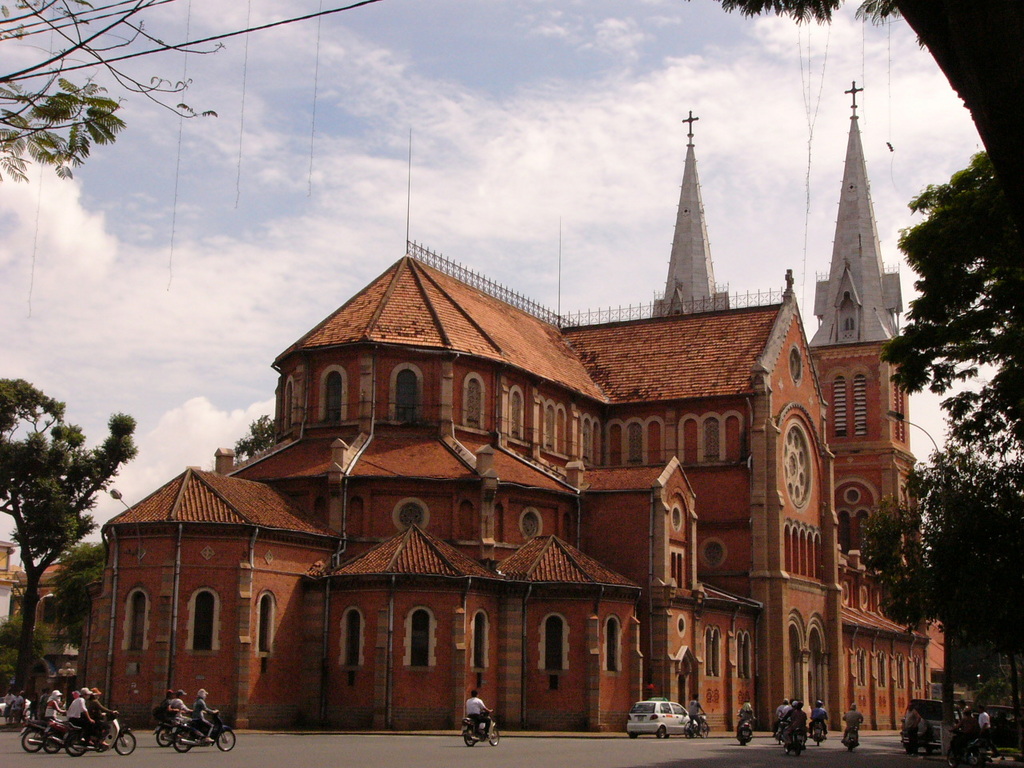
887,410 -> 940,455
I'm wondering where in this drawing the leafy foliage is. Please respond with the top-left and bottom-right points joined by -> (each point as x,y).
0,379 -> 136,687
883,153 -> 1024,447
0,615 -> 46,687
234,415 -> 276,461
50,542 -> 105,647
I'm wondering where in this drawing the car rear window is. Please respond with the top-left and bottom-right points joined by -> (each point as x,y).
912,700 -> 944,720
630,703 -> 656,714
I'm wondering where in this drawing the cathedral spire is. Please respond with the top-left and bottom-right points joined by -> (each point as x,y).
657,112 -> 721,315
811,83 -> 901,346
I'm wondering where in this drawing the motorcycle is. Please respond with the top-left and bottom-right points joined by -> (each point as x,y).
64,715 -> 137,756
947,737 -> 994,767
841,724 -> 860,751
172,711 -> 236,752
685,713 -> 710,738
810,719 -> 827,744
461,714 -> 500,746
20,717 -> 51,752
155,715 -> 186,747
783,726 -> 807,756
736,719 -> 753,745
42,718 -> 76,753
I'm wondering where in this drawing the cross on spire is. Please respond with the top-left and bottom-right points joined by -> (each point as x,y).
845,81 -> 863,117
682,110 -> 699,145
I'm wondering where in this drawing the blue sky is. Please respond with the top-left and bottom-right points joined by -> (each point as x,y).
1,0 -> 981,551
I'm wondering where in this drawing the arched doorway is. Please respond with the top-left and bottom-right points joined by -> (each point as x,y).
789,624 -> 804,702
808,628 -> 826,703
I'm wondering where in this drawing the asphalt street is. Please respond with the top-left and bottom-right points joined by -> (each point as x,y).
1,729 -> 945,768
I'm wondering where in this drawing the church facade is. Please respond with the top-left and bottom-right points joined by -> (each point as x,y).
83,101 -> 929,732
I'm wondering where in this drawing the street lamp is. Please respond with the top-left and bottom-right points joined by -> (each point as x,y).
887,410 -> 940,455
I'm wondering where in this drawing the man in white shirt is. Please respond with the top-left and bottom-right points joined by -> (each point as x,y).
465,690 -> 491,735
66,689 -> 95,742
977,705 -> 1001,758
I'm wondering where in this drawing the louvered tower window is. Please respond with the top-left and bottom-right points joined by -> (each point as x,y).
703,417 -> 721,462
509,391 -> 523,439
853,374 -> 868,436
833,377 -> 848,437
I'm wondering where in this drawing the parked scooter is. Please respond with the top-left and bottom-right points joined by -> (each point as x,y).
172,711 -> 236,752
841,724 -> 860,751
461,714 -> 500,746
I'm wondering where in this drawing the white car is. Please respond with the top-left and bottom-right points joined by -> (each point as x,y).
626,699 -> 691,738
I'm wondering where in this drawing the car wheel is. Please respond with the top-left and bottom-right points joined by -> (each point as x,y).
628,732 -> 638,739
656,725 -> 667,739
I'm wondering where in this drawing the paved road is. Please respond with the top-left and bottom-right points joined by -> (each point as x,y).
2,729 -> 941,768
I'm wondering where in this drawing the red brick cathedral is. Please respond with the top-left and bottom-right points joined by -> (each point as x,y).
87,102 -> 927,732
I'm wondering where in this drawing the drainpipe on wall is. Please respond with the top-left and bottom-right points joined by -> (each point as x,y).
575,493 -> 582,549
648,489 -> 656,683
520,584 -> 532,728
386,575 -> 395,730
167,523 -> 183,690
320,576 -> 331,724
103,528 -> 119,700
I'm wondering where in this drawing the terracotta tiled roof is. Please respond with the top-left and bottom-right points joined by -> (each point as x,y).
585,465 -> 666,491
702,583 -> 763,609
353,433 -> 475,480
232,439 -> 333,481
332,525 -> 496,578
458,436 -> 574,492
279,256 -> 605,401
105,468 -> 334,536
498,536 -> 638,587
564,305 -> 781,402
841,606 -> 924,637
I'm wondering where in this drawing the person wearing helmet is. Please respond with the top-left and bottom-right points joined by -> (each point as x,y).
783,700 -> 808,744
810,699 -> 829,735
44,689 -> 65,720
843,702 -> 863,742
67,689 -> 97,743
168,689 -> 191,718
191,689 -> 219,743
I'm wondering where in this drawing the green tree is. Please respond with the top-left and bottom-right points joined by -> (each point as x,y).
0,379 -> 136,689
0,615 -> 46,689
712,1 -> 1024,239
49,542 -> 105,648
863,444 -> 1024,744
881,152 -> 1024,446
234,414 -> 276,461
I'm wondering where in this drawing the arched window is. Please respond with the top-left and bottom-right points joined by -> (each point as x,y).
126,590 -> 147,651
472,611 -> 488,669
839,292 -> 858,340
409,608 -> 432,667
737,631 -> 752,679
627,422 -> 643,464
705,626 -> 721,676
544,615 -> 565,671
395,368 -> 420,423
343,608 -> 362,667
703,417 -> 721,462
544,404 -> 555,449
833,377 -> 848,437
605,616 -> 620,672
509,389 -> 523,439
190,589 -> 217,651
856,649 -> 867,686
838,511 -> 851,553
853,374 -> 868,435
464,376 -> 483,428
582,420 -> 593,463
283,379 -> 294,429
257,593 -> 275,654
325,370 -> 344,422
877,652 -> 887,686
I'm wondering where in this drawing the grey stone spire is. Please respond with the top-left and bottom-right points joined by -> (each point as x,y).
657,112 -> 724,315
811,83 -> 902,346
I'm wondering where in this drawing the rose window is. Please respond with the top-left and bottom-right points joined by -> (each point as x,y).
784,424 -> 812,508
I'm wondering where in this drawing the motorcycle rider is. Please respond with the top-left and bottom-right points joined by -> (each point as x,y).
842,702 -> 863,742
66,688 -> 96,744
774,698 -> 791,738
687,694 -> 705,734
86,688 -> 117,745
950,706 -> 980,760
44,690 -> 65,720
736,701 -> 754,738
168,689 -> 191,718
191,689 -> 218,743
465,690 -> 491,736
783,699 -> 808,746
810,699 -> 829,736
